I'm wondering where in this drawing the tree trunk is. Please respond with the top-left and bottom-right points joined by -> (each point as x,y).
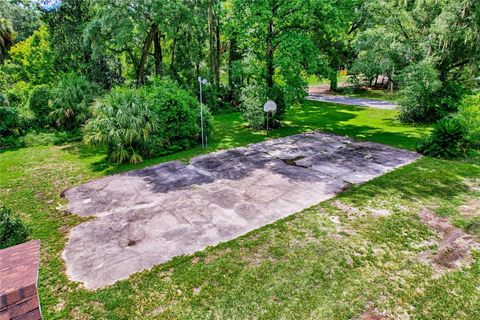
170,26 -> 179,79
228,37 -> 237,89
137,24 -> 157,87
266,20 -> 274,89
208,2 -> 216,84
153,30 -> 163,78
215,0 -> 221,86
329,70 -> 338,92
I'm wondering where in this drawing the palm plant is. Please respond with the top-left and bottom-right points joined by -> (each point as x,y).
84,88 -> 158,164
50,74 -> 100,129
418,117 -> 467,159
0,18 -> 15,64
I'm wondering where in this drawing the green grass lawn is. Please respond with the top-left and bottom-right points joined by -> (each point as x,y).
1,101 -> 479,319
305,74 -> 400,103
336,88 -> 401,103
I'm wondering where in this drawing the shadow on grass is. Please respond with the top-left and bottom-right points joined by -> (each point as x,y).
342,156 -> 480,207
61,101 -> 431,176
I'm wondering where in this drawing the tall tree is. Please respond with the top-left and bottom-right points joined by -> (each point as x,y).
231,0 -> 318,102
310,0 -> 360,91
0,0 -> 41,41
0,18 -> 14,64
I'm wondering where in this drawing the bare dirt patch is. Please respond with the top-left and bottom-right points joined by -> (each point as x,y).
359,306 -> 386,320
368,207 -> 392,217
418,209 -> 480,272
332,200 -> 360,217
459,198 -> 480,217
465,178 -> 480,192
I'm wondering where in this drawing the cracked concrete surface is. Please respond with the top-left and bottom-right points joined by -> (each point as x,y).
63,132 -> 420,289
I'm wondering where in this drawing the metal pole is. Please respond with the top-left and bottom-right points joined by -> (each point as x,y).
266,112 -> 269,134
200,82 -> 205,148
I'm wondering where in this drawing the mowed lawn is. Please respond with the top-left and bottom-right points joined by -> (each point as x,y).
1,101 -> 479,319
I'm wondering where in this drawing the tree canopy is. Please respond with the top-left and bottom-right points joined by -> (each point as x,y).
0,0 -> 478,145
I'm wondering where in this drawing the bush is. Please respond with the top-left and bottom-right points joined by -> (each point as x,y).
141,79 -> 213,157
0,93 -> 20,136
84,88 -> 157,164
5,81 -> 31,110
267,86 -> 287,122
3,82 -> 37,132
28,85 -> 52,127
0,206 -> 30,249
418,117 -> 467,159
50,74 -> 100,129
240,85 -> 286,131
455,94 -> 480,148
85,80 -> 213,163
399,60 -> 443,123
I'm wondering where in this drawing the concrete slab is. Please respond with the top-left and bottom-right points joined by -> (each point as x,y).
63,132 -> 419,289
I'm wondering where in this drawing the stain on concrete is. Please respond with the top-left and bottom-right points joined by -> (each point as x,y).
63,132 -> 419,289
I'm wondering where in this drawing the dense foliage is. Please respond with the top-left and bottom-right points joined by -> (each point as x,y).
418,117 -> 467,159
84,87 -> 158,164
352,0 -> 480,123
0,205 -> 30,249
240,85 -> 286,130
85,80 -> 212,163
0,0 -> 478,152
142,79 -> 213,157
455,94 -> 480,148
418,93 -> 480,159
28,84 -> 51,126
398,59 -> 443,123
49,74 -> 100,129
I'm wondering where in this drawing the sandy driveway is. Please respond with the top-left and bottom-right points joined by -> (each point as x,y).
63,132 -> 419,289
307,93 -> 396,110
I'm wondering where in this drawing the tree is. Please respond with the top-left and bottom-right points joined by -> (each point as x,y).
0,0 -> 41,41
44,0 -> 118,88
6,25 -> 56,85
310,0 -> 360,91
0,18 -> 14,64
351,0 -> 480,122
231,0 -> 318,102
86,0 -> 197,87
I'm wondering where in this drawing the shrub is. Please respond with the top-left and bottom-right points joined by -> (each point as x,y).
28,85 -> 52,127
0,106 -> 19,136
201,82 -> 220,112
455,94 -> 480,148
5,81 -> 31,110
267,86 -> 287,122
240,85 -> 266,130
50,74 -> 100,129
399,60 -> 443,123
85,80 -> 212,164
418,117 -> 467,159
84,88 -> 157,164
240,85 -> 286,131
141,79 -> 213,157
0,206 -> 30,249
0,93 -> 20,136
